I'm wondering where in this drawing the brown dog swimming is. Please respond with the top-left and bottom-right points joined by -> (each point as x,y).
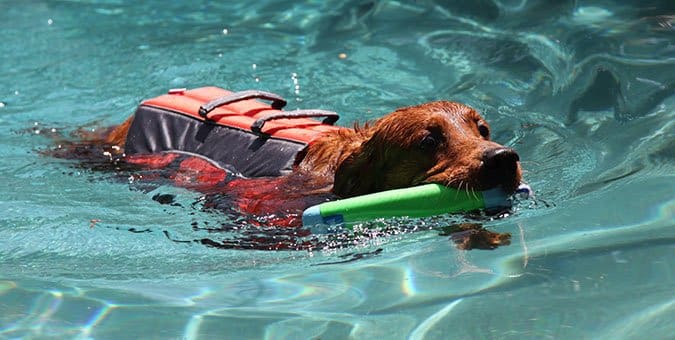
51,89 -> 522,249
102,100 -> 522,198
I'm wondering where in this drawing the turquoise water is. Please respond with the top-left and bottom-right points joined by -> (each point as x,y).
1,1 -> 674,338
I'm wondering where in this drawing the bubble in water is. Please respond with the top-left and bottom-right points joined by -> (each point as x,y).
292,73 -> 300,95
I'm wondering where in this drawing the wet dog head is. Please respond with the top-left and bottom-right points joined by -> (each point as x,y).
333,101 -> 522,197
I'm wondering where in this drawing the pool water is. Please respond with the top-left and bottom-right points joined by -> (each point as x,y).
1,1 -> 674,338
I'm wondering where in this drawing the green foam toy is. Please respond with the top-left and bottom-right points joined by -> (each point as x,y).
302,183 -> 531,230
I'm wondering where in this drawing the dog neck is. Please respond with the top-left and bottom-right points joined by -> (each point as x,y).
294,126 -> 370,180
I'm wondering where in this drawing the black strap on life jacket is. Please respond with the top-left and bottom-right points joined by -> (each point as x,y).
251,109 -> 340,135
198,90 -> 287,119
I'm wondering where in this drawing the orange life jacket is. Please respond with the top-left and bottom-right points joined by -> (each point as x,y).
125,87 -> 342,177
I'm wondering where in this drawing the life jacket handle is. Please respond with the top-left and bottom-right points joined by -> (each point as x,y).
251,110 -> 340,135
198,90 -> 287,119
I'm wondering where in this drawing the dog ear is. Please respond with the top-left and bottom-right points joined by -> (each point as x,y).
333,139 -> 383,197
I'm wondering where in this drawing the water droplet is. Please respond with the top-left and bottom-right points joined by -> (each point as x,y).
171,77 -> 186,85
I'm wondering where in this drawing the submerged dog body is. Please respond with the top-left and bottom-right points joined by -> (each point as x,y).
102,100 -> 522,202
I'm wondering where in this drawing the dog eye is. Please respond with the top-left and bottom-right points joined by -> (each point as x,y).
419,134 -> 439,150
477,121 -> 490,138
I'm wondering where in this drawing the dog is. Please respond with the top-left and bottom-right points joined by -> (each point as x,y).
51,98 -> 522,250
103,100 -> 521,197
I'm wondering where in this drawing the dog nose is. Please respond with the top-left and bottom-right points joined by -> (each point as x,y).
480,147 -> 521,192
483,147 -> 520,171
